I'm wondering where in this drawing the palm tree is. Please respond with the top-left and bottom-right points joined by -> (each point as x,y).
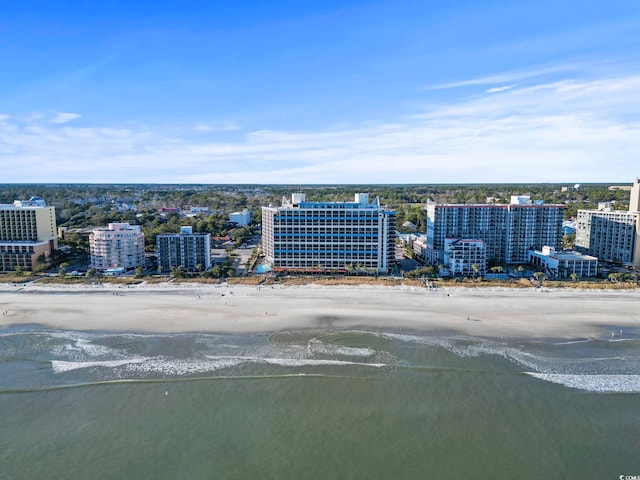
516,265 -> 525,278
471,264 -> 480,279
533,272 -> 546,285
570,273 -> 579,283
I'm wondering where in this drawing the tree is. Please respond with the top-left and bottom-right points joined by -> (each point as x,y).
561,233 -> 576,250
516,265 -> 525,278
570,273 -> 579,283
554,265 -> 565,279
471,263 -> 480,278
134,266 -> 145,279
171,266 -> 185,279
533,272 -> 546,285
86,268 -> 96,277
59,262 -> 70,278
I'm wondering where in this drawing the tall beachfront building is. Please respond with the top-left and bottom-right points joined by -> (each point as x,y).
156,226 -> 211,272
261,193 -> 396,273
424,196 -> 564,265
575,178 -> 640,268
90,223 -> 145,272
0,196 -> 57,272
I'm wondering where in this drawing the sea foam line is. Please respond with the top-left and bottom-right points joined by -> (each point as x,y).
206,355 -> 386,368
525,373 -> 640,393
51,358 -> 146,373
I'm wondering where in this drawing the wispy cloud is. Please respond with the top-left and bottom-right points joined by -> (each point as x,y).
51,112 -> 82,124
2,72 -> 639,183
423,63 -> 583,90
193,122 -> 241,132
485,85 -> 515,94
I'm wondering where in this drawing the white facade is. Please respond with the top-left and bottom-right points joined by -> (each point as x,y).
0,197 -> 57,271
630,178 -> 640,213
529,246 -> 598,278
575,210 -> 640,267
262,193 -> 396,273
575,179 -> 640,268
444,238 -> 487,276
229,208 -> 251,226
90,223 -> 145,271
412,235 -> 428,259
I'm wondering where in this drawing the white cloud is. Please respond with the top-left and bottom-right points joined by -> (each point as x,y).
2,72 -> 640,183
51,112 -> 82,124
485,85 -> 515,94
423,63 -> 583,90
193,122 -> 241,132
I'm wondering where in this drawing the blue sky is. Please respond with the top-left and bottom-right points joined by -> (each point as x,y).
1,0 -> 639,183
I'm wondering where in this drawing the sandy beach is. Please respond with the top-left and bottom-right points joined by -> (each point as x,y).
1,282 -> 639,339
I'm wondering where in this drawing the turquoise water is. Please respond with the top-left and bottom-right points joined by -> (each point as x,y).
1,327 -> 639,479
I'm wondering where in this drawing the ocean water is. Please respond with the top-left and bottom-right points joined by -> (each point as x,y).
1,325 -> 639,479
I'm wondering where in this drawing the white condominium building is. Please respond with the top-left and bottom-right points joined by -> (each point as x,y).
229,208 -> 251,226
0,196 -> 57,272
529,246 -> 598,278
444,238 -> 487,276
156,226 -> 211,272
90,223 -> 145,271
575,178 -> 640,268
262,193 -> 396,273
425,196 -> 563,265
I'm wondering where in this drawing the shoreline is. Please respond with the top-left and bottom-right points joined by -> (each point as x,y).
2,282 -> 640,339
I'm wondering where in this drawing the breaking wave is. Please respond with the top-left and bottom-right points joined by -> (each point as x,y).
525,373 -> 640,393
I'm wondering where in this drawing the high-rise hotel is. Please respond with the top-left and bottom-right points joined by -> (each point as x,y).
576,178 -> 640,268
424,196 -> 564,265
262,193 -> 396,273
0,196 -> 57,272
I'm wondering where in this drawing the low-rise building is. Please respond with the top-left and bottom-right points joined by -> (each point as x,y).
529,246 -> 598,278
229,208 -> 251,226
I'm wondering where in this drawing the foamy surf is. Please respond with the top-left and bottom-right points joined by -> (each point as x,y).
206,355 -> 386,368
51,358 -> 146,373
525,372 -> 640,393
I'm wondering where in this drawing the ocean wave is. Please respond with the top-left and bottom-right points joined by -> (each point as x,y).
50,354 -> 386,378
525,373 -> 640,393
51,358 -> 146,373
206,355 -> 386,368
307,339 -> 376,358
378,332 -> 640,380
124,357 -> 243,376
